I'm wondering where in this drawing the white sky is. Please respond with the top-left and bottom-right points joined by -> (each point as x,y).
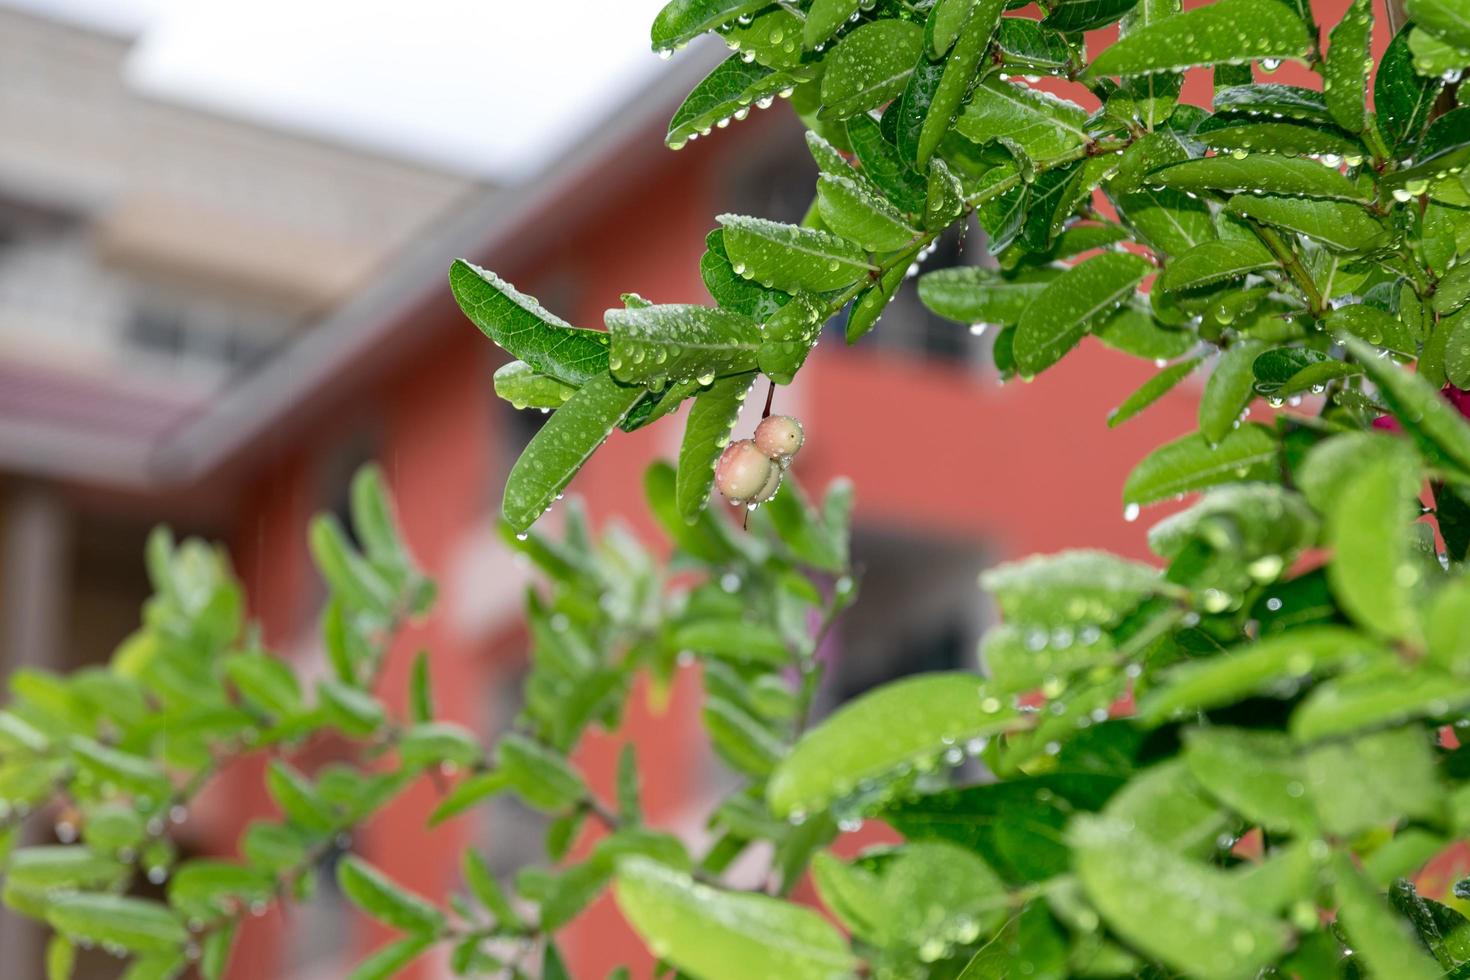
3,0 -> 673,181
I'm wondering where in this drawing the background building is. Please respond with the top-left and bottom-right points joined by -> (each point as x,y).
0,0 -> 1373,976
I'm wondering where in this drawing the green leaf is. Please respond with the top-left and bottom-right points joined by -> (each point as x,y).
1195,121 -> 1365,158
675,375 -> 754,521
917,268 -> 1047,326
722,7 -> 806,69
768,672 -> 1018,818
337,856 -> 445,935
319,680 -> 385,736
982,550 -> 1162,627
876,842 -> 1009,950
69,737 -> 170,796
883,773 -> 1122,881
345,936 -> 435,980
1138,625 -> 1388,721
1014,252 -> 1153,377
846,113 -> 928,213
666,56 -> 807,149
1071,815 -> 1290,980
1199,340 -> 1267,445
916,0 -> 1004,164
265,760 -> 337,832
1406,0 -> 1470,50
1117,186 -> 1217,256
607,304 -> 762,388
399,721 -> 483,770
1088,0 -> 1311,77
1375,26 -> 1446,153
1182,727 -> 1316,833
1330,853 -> 1443,980
1155,239 -> 1276,294
1098,758 -> 1231,855
45,895 -> 187,954
955,79 -> 1090,164
6,847 -> 128,891
1150,155 -> 1366,201
1290,663 -> 1470,739
1347,335 -> 1470,474
1109,357 -> 1204,427
1226,195 -> 1386,252
614,858 -> 855,980
894,59 -> 944,166
1214,83 -> 1334,122
221,651 -> 302,719
1045,0 -> 1140,30
1123,424 -> 1277,507
502,373 -> 644,532
167,860 -> 275,921
408,651 -> 433,725
982,622 -> 1117,695
309,515 -> 393,615
804,0 -> 860,48
651,0 -> 771,50
701,229 -> 791,320
1300,727 -> 1443,834
718,214 -> 874,292
1325,304 -> 1420,356
994,19 -> 1076,76
1324,0 -> 1372,132
816,175 -> 918,251
928,0 -> 976,56
1094,302 -> 1198,360
757,292 -> 824,381
429,771 -> 509,826
464,850 -> 523,929
46,936 -> 74,980
673,619 -> 792,665
819,20 -> 925,119
493,361 -> 576,411
449,261 -> 609,385
1325,452 -> 1424,642
496,733 -> 586,812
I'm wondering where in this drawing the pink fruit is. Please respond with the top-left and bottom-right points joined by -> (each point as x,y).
754,415 -> 804,461
714,439 -> 777,504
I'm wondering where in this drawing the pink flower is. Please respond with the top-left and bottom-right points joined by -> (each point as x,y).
1373,384 -> 1470,432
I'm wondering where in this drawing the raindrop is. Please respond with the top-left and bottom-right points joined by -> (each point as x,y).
1124,503 -> 1141,522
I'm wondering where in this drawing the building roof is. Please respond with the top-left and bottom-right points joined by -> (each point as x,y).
0,40 -> 722,495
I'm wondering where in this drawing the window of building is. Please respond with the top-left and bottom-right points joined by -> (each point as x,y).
814,525 -> 990,715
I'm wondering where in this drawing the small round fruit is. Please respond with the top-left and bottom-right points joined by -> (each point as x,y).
754,415 -> 804,461
751,460 -> 783,504
714,439 -> 777,504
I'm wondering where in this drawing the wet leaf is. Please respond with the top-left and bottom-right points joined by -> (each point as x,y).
1155,239 -> 1276,294
608,303 -> 762,388
816,175 -> 918,251
1088,0 -> 1312,77
820,20 -> 925,119
1375,27 -> 1446,153
1110,356 -> 1204,427
1150,155 -> 1367,201
651,0 -> 771,50
666,56 -> 809,149
1199,340 -> 1267,445
1071,815 -> 1290,980
614,858 -> 855,980
449,261 -> 609,385
502,374 -> 644,532
768,673 -> 1018,818
1014,252 -> 1153,376
718,214 -> 875,292
1227,195 -> 1386,252
1324,0 -> 1372,133
955,78 -> 1090,164
804,0 -> 862,48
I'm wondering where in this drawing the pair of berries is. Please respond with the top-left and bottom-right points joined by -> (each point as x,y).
714,415 -> 804,506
